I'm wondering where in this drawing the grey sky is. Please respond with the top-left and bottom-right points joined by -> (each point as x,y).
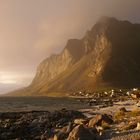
0,0 -> 140,93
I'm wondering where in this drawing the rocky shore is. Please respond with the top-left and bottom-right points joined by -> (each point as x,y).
1,88 -> 140,140
0,106 -> 140,140
0,109 -> 84,140
70,88 -> 140,108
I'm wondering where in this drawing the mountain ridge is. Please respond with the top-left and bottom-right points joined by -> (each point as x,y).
8,17 -> 140,96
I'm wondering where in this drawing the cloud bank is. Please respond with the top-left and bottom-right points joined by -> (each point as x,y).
0,0 -> 140,93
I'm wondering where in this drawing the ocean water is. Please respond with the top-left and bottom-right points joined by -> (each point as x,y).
0,97 -> 89,112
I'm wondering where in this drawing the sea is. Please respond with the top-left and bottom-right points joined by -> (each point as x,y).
0,97 -> 89,112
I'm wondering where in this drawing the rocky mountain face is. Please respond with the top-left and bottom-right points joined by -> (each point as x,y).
10,17 -> 140,95
32,39 -> 84,86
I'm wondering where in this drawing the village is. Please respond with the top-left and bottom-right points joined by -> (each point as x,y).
70,88 -> 140,108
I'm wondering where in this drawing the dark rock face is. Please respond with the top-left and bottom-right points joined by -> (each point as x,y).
10,17 -> 140,96
101,18 -> 140,87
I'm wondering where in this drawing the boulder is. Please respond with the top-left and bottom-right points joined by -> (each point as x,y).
54,132 -> 67,140
95,126 -> 104,136
119,107 -> 127,112
41,130 -> 53,140
54,123 -> 73,140
102,114 -> 113,124
88,114 -> 113,128
67,125 -> 96,140
74,118 -> 87,125
61,122 -> 73,134
136,122 -> 140,130
41,133 -> 48,140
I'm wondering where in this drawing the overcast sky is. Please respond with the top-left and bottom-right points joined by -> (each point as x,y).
0,0 -> 140,94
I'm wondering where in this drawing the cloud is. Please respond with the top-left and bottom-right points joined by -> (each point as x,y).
0,0 -> 140,93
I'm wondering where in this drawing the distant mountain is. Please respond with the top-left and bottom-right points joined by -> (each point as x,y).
9,17 -> 140,96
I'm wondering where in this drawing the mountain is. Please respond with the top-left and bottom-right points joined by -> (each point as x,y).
9,17 -> 140,96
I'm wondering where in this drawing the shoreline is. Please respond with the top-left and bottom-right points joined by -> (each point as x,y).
0,91 -> 140,139
0,99 -> 139,139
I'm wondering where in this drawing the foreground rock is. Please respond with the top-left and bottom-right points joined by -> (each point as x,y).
0,109 -> 114,140
0,109 -> 84,140
0,107 -> 140,140
67,125 -> 95,140
88,114 -> 113,128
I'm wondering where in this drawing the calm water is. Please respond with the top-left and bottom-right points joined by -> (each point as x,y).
0,97 -> 89,112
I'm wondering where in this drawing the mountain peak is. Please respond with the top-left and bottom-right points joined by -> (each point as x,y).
9,17 -> 140,96
98,16 -> 118,24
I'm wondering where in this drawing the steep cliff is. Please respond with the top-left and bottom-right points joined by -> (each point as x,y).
9,17 -> 140,96
32,39 -> 84,86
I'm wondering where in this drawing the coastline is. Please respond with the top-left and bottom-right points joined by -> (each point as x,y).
0,89 -> 140,139
0,97 -> 139,139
